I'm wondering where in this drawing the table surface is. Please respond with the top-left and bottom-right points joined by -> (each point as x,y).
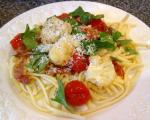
0,0 -> 150,27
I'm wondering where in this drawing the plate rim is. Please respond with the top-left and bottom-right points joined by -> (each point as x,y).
0,1 -> 150,120
0,1 -> 149,31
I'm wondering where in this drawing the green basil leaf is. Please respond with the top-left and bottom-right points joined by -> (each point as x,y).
99,32 -> 114,44
52,79 -> 73,112
117,40 -> 132,46
72,27 -> 85,34
125,47 -> 138,55
99,32 -> 107,38
37,55 -> 49,72
112,31 -> 122,41
26,55 -> 41,69
70,6 -> 104,25
81,41 -> 97,55
98,41 -> 115,50
27,54 -> 49,72
70,6 -> 84,17
82,32 -> 117,55
93,14 -> 104,19
64,18 -> 81,34
101,35 -> 114,44
80,13 -> 104,25
80,12 -> 93,24
64,18 -> 80,27
22,24 -> 38,50
28,55 -> 41,68
81,39 -> 115,55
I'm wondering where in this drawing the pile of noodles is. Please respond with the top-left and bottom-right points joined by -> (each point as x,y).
9,15 -> 144,120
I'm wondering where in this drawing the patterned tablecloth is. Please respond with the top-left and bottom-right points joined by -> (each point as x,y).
0,0 -> 150,27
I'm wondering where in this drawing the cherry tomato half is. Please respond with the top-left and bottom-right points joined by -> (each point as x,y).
112,61 -> 124,79
10,33 -> 23,49
89,19 -> 107,32
71,52 -> 89,73
65,80 -> 90,106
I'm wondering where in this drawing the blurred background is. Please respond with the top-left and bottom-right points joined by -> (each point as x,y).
0,0 -> 150,27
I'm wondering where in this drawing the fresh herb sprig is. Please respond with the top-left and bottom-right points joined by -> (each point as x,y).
64,17 -> 81,34
27,44 -> 50,73
52,79 -> 73,112
21,24 -> 38,50
81,32 -> 116,55
82,31 -> 138,55
27,53 -> 49,73
70,6 -> 104,24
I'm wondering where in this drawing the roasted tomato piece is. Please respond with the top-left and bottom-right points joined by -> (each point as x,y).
71,52 -> 89,73
57,13 -> 69,20
65,80 -> 90,106
112,60 -> 124,79
89,19 -> 107,32
10,33 -> 23,49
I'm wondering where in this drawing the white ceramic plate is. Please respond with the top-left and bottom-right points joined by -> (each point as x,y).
0,1 -> 150,120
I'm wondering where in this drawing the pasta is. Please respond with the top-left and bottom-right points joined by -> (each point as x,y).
9,6 -> 147,119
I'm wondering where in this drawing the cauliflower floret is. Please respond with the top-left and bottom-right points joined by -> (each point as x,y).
85,56 -> 116,86
40,16 -> 72,44
49,35 -> 74,66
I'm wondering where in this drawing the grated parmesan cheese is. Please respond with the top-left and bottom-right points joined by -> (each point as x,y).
35,44 -> 52,53
38,56 -> 49,65
72,33 -> 86,41
86,43 -> 96,55
75,46 -> 86,56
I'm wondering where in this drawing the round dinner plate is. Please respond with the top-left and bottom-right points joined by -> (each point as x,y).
0,1 -> 150,120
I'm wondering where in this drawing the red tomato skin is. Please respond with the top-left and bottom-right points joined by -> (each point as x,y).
112,61 -> 124,79
10,33 -> 23,49
65,80 -> 90,106
57,13 -> 69,20
71,53 -> 89,73
89,19 -> 107,32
